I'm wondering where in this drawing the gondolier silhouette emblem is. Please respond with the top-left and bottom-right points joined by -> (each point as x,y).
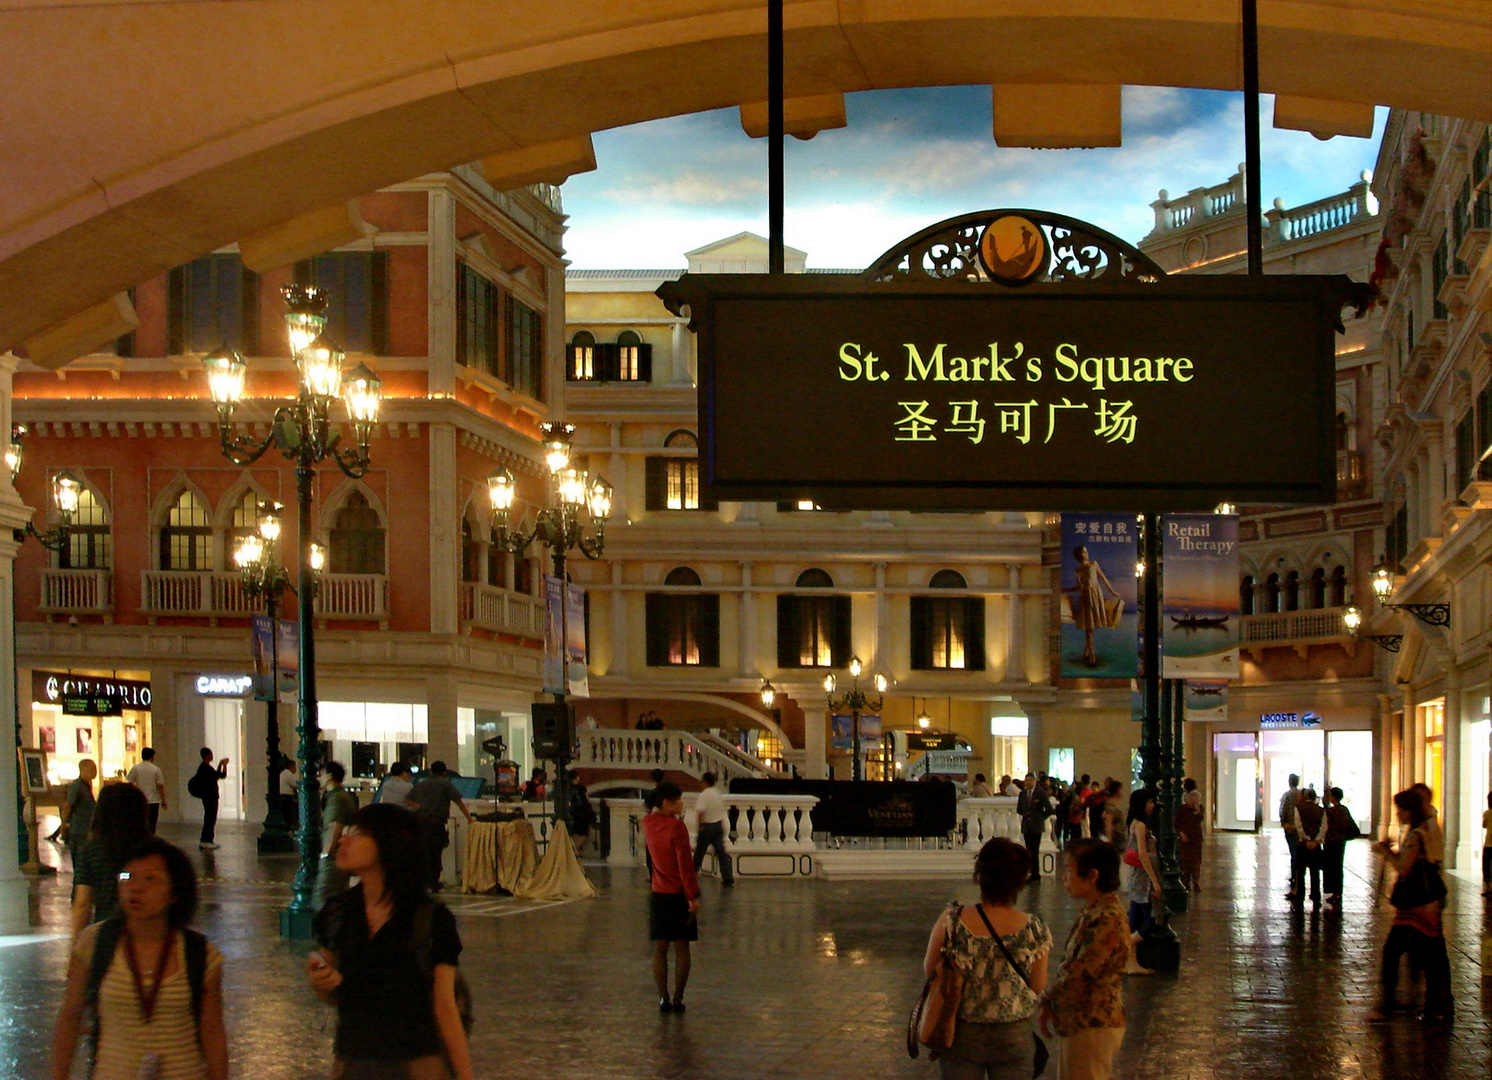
978,214 -> 1046,284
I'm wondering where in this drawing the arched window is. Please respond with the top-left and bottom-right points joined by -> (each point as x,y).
461,518 -> 481,583
225,489 -> 260,569
617,330 -> 643,381
160,490 -> 213,571
1283,570 -> 1300,612
1263,573 -> 1281,614
665,566 -> 702,587
778,569 -> 846,668
487,526 -> 508,589
912,572 -> 984,670
567,330 -> 596,380
1335,412 -> 1351,452
1240,575 -> 1255,616
1308,567 -> 1326,609
929,569 -> 967,589
646,431 -> 713,512
796,568 -> 833,589
329,490 -> 385,574
646,567 -> 718,666
1328,565 -> 1347,607
664,430 -> 697,449
61,485 -> 111,570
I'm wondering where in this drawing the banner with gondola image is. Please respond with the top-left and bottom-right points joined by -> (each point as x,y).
1161,513 -> 1239,679
1183,680 -> 1229,722
1059,513 -> 1139,678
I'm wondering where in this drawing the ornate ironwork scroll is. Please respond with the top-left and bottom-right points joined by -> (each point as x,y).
862,209 -> 1166,285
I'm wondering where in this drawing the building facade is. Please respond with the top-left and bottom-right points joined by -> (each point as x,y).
12,167 -> 568,822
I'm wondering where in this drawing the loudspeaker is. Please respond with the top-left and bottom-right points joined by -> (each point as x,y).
531,702 -> 575,761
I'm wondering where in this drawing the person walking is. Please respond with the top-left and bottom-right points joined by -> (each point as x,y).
1174,786 -> 1204,893
1101,782 -> 1125,847
1278,773 -> 1302,902
309,803 -> 474,1080
127,747 -> 168,833
691,771 -> 734,887
1293,789 -> 1328,910
1123,788 -> 1162,975
406,761 -> 473,892
567,770 -> 597,855
1018,776 -> 1052,881
71,781 -> 152,936
57,759 -> 98,848
189,747 -> 230,850
1321,787 -> 1358,911
1481,791 -> 1492,897
376,762 -> 414,806
923,837 -> 1052,1079
313,762 -> 361,911
642,781 -> 700,1012
1369,788 -> 1453,1024
279,756 -> 300,832
50,837 -> 229,1080
1037,839 -> 1128,1080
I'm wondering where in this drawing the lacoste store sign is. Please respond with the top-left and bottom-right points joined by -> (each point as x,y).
660,273 -> 1360,511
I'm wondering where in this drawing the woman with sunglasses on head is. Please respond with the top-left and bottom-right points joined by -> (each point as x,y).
307,802 -> 473,1080
51,837 -> 228,1080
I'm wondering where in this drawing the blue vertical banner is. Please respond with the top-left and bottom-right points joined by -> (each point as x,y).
1161,514 -> 1240,678
545,576 -> 590,697
1059,513 -> 1139,678
566,580 -> 589,698
252,616 -> 299,702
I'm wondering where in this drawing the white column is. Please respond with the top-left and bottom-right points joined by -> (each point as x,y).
739,562 -> 755,678
609,561 -> 628,678
428,423 -> 460,635
670,320 -> 691,385
0,356 -> 31,931
802,704 -> 827,779
1442,666 -> 1461,868
607,422 -> 623,524
427,189 -> 457,398
426,674 -> 460,769
1005,564 -> 1025,683
873,562 -> 888,671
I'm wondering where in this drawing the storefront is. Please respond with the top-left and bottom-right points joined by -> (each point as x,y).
28,669 -> 152,786
1209,707 -> 1375,834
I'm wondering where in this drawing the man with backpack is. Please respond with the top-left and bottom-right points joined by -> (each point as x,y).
1321,786 -> 1359,912
188,746 -> 230,850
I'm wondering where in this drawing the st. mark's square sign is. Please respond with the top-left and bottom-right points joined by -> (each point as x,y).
658,209 -> 1370,511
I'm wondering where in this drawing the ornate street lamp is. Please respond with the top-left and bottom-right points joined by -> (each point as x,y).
823,656 -> 886,782
1367,558 -> 1450,628
8,427 -> 81,554
758,679 -> 776,710
1342,604 -> 1403,653
204,284 -> 382,939
487,421 -> 610,827
232,502 -> 304,853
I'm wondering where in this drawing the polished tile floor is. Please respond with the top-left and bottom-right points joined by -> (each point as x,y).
4,822 -> 1486,1079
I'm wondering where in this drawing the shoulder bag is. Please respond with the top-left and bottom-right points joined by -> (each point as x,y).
907,906 -> 964,1059
974,905 -> 1051,1079
1389,852 -> 1448,910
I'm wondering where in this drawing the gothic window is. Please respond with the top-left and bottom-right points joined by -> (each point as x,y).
1283,570 -> 1301,612
160,490 -> 214,571
1308,567 -> 1326,609
487,526 -> 508,589
60,485 -> 110,571
461,519 -> 481,583
1328,566 -> 1347,608
225,490 -> 261,570
1263,573 -> 1281,614
329,490 -> 385,575
1240,576 -> 1255,616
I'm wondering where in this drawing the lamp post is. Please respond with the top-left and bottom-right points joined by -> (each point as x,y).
823,657 -> 886,782
204,284 -> 382,939
487,422 -> 611,828
8,431 -> 79,874
231,501 -> 306,854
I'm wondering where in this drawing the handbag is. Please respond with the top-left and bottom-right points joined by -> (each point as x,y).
1389,855 -> 1448,909
973,905 -> 1051,1080
1103,596 -> 1124,628
907,907 -> 964,1059
1122,846 -> 1142,868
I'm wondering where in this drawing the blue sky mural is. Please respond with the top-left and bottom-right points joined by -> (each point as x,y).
561,86 -> 1385,270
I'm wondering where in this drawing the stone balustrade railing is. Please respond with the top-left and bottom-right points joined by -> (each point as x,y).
603,794 -> 820,876
1240,607 -> 1351,644
576,728 -> 766,783
1148,171 -> 1375,242
958,797 -> 1023,850
138,570 -> 388,619
39,568 -> 112,614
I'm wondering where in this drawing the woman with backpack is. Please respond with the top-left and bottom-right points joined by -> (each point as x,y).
922,837 -> 1052,1079
308,802 -> 473,1080
71,781 -> 152,936
50,837 -> 229,1079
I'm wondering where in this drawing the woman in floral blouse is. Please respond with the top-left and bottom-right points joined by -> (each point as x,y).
1037,839 -> 1128,1080
924,837 -> 1052,1079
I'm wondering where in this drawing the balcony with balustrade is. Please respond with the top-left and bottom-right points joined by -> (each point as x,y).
1239,605 -> 1352,658
138,570 -> 388,623
38,568 -> 113,617
458,582 -> 545,639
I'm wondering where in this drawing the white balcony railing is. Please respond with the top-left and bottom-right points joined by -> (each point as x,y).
576,728 -> 779,784
140,570 -> 388,620
604,794 -> 819,875
459,582 -> 545,638
1240,607 -> 1351,645
38,568 -> 113,614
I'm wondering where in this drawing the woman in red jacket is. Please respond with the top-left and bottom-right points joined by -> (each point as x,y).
642,780 -> 700,1012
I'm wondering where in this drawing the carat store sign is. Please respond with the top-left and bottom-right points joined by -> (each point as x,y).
657,273 -> 1359,511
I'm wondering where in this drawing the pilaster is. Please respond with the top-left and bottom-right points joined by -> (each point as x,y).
425,673 -> 460,768
428,423 -> 460,634
427,189 -> 457,398
0,354 -> 33,930
738,561 -> 756,679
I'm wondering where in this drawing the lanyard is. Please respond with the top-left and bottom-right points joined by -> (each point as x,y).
122,926 -> 174,1023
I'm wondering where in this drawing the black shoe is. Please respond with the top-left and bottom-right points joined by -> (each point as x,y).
671,998 -> 686,1013
721,880 -> 735,888
659,997 -> 674,1013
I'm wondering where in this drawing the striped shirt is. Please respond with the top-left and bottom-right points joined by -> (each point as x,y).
74,923 -> 222,1080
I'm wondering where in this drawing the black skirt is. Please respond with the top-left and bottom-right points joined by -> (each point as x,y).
648,891 -> 698,942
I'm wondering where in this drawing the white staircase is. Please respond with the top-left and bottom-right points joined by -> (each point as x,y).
574,728 -> 783,782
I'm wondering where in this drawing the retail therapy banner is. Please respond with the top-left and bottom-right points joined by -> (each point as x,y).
1059,513 -> 1138,678
1161,514 -> 1239,679
544,576 -> 588,697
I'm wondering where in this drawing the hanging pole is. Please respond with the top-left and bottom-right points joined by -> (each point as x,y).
768,0 -> 785,274
1242,0 -> 1263,275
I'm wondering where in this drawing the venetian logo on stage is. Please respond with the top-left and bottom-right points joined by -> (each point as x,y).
979,214 -> 1047,284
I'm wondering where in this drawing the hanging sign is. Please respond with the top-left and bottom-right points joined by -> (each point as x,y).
1184,680 -> 1230,722
544,577 -> 589,697
659,228 -> 1360,511
831,713 -> 882,750
1161,513 -> 1240,678
1059,514 -> 1139,678
251,616 -> 299,702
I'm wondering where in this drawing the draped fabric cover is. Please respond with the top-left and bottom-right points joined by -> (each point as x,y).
463,819 -> 596,901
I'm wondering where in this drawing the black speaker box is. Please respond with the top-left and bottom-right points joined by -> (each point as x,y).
531,702 -> 575,761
